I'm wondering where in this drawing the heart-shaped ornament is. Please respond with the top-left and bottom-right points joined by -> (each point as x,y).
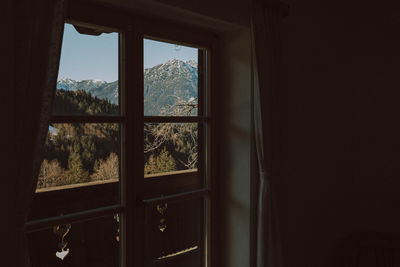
56,248 -> 70,260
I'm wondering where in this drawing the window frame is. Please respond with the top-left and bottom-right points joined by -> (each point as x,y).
131,16 -> 218,267
26,2 -> 218,267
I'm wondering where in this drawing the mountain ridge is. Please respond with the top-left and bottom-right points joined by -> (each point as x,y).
57,59 -> 198,115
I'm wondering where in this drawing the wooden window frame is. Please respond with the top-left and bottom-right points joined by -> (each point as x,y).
26,1 -> 218,267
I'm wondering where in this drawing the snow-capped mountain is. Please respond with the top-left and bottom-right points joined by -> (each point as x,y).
57,78 -> 118,104
144,59 -> 198,115
57,77 -> 107,91
57,59 -> 198,114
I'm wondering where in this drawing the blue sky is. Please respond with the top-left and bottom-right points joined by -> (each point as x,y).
58,23 -> 198,82
143,39 -> 198,69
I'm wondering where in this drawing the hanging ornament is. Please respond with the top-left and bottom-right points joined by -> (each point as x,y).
53,223 -> 71,260
157,203 -> 168,232
114,214 -> 120,242
157,203 -> 168,215
159,218 -> 167,232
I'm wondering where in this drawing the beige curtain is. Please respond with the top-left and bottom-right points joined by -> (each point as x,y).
251,1 -> 288,267
14,0 -> 65,265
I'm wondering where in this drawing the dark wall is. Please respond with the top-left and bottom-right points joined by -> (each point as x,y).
2,0 -> 16,266
278,0 -> 400,266
151,0 -> 250,26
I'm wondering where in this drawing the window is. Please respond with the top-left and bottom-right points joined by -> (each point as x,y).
25,3 -> 216,267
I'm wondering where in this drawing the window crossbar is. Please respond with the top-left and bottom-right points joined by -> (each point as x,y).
25,204 -> 124,233
141,188 -> 210,207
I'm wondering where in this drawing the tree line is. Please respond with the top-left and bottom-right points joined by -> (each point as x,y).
38,89 -> 198,189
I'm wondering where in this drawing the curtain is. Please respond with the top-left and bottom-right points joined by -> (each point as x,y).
251,1 -> 288,267
14,0 -> 65,265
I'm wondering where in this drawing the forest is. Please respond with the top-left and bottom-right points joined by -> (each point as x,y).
37,89 -> 198,189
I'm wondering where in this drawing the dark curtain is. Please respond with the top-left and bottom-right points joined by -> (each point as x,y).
14,0 -> 65,265
251,1 -> 288,267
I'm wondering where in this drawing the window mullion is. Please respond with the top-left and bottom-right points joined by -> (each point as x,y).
124,19 -> 145,267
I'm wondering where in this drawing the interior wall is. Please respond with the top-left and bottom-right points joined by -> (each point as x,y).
218,28 -> 252,267
95,0 -> 250,30
278,0 -> 400,266
151,0 -> 250,27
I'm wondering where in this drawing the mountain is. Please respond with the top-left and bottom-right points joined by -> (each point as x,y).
57,59 -> 198,115
57,78 -> 119,105
144,58 -> 198,115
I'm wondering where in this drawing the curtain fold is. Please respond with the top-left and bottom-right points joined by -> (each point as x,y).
251,1 -> 288,267
14,0 -> 65,265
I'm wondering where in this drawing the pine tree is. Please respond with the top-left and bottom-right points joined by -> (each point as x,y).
66,152 -> 89,184
144,147 -> 176,175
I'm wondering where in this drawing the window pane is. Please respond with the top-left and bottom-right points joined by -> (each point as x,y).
28,214 -> 120,267
55,23 -> 119,115
38,123 -> 120,190
144,39 -> 198,116
144,198 -> 205,267
144,123 -> 198,176
30,123 -> 120,220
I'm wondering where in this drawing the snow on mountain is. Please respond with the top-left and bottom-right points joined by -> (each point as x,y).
58,59 -> 198,113
57,78 -> 117,104
57,79 -> 107,91
144,58 -> 198,115
57,77 -> 76,91
185,60 -> 198,68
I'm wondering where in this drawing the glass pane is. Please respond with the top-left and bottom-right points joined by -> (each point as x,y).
55,23 -> 119,115
29,123 -> 120,220
144,38 -> 198,116
144,123 -> 198,176
28,214 -> 120,267
144,198 -> 205,267
38,123 -> 120,190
